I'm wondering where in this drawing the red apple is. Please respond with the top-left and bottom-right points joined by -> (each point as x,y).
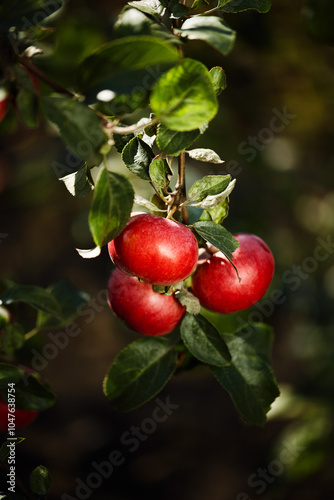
0,88 -> 9,122
191,233 -> 275,314
107,268 -> 186,335
0,397 -> 38,432
108,214 -> 199,286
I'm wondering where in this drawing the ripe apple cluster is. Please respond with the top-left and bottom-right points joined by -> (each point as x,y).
107,214 -> 274,336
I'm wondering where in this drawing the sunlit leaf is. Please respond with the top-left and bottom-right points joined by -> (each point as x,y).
122,136 -> 155,180
210,66 -> 227,95
89,169 -> 134,247
177,16 -> 236,55
151,58 -> 218,131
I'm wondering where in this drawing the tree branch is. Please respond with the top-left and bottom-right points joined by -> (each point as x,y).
177,152 -> 189,224
18,55 -> 76,97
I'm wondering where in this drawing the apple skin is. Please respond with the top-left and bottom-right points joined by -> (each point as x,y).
0,92 -> 9,123
191,233 -> 275,314
0,397 -> 38,432
108,214 -> 199,286
107,268 -> 186,336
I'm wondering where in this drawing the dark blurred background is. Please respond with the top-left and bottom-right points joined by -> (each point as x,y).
1,0 -> 334,498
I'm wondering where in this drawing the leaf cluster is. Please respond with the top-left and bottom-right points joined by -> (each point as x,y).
0,0 -> 278,426
104,320 -> 279,426
0,279 -> 89,411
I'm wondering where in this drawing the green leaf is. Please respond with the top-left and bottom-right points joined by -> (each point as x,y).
149,157 -> 172,191
151,58 -> 218,132
190,178 -> 236,209
210,66 -> 227,95
0,284 -> 61,317
187,148 -> 224,164
88,169 -> 134,247
114,7 -> 180,45
176,16 -> 236,55
218,0 -> 271,13
30,466 -> 52,496
206,198 -> 229,224
113,8 -> 154,37
0,364 -> 55,411
59,165 -> 93,198
16,87 -> 39,129
0,0 -> 64,32
12,374 -> 55,412
96,89 -> 150,117
181,314 -> 231,367
210,323 -> 280,426
193,221 -> 239,274
0,438 -> 25,463
175,290 -> 201,315
0,324 -> 25,357
114,131 -> 135,153
169,2 -> 189,18
189,175 -> 231,202
0,492 -> 27,500
77,36 -> 180,94
103,336 -> 178,411
156,123 -> 200,156
134,194 -> 166,212
128,0 -> 167,17
0,363 -> 22,389
191,0 -> 210,8
122,136 -> 155,181
42,95 -> 108,165
36,279 -> 90,330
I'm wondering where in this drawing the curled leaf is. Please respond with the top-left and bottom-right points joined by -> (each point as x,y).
187,148 -> 224,164
76,246 -> 102,259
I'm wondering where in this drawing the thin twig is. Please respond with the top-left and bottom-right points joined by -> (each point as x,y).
192,0 -> 229,17
193,5 -> 221,16
24,327 -> 39,341
111,116 -> 159,135
18,55 -> 156,135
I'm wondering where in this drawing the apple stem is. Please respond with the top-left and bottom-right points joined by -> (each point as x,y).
176,351 -> 186,367
166,205 -> 178,219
